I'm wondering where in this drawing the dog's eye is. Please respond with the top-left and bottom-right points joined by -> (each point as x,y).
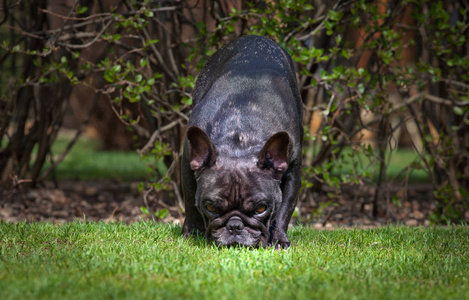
255,205 -> 267,214
206,204 -> 217,213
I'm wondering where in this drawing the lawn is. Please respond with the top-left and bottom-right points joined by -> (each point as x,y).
1,222 -> 467,299
45,135 -> 150,181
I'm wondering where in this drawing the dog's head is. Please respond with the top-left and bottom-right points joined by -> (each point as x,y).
186,126 -> 290,247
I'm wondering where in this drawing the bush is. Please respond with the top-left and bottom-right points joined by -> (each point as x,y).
1,0 -> 467,223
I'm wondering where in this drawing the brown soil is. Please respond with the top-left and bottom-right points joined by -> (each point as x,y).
1,181 -> 466,227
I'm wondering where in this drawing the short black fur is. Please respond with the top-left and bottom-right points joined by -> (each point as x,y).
181,35 -> 303,248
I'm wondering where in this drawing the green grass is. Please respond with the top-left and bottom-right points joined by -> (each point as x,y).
45,136 -> 150,181
1,222 -> 467,299
384,148 -> 429,182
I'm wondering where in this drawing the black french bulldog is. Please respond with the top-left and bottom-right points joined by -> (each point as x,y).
181,35 -> 303,248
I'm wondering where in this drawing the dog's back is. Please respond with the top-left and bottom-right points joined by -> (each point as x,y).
189,35 -> 303,157
193,35 -> 302,120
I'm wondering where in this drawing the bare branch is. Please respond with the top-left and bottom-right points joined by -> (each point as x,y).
0,0 -> 9,26
38,6 -> 177,22
138,120 -> 180,156
424,94 -> 469,107
37,85 -> 101,182
57,20 -> 113,49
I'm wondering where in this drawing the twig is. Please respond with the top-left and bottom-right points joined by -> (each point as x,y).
39,8 -> 110,22
170,180 -> 184,217
2,24 -> 45,40
108,205 -> 119,220
141,93 -> 189,122
58,20 -> 113,49
296,16 -> 327,41
353,92 -> 425,134
37,80 -> 102,182
424,94 -> 469,107
150,12 -> 180,76
372,117 -> 389,218
321,206 -> 337,227
0,0 -> 8,26
143,187 -> 155,221
54,0 -> 80,46
140,26 -> 178,82
38,6 -> 177,22
57,31 -> 108,41
138,120 -> 180,156
11,176 -> 31,208
122,0 -> 178,82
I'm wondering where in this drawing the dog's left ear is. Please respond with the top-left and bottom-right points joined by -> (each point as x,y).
257,132 -> 290,173
186,126 -> 216,171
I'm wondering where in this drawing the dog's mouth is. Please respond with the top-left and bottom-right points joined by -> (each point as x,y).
210,226 -> 263,247
206,212 -> 269,247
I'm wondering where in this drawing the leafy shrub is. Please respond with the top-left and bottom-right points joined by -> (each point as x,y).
1,0 -> 467,223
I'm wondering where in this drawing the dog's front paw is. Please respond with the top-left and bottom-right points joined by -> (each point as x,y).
269,231 -> 291,249
182,221 -> 204,238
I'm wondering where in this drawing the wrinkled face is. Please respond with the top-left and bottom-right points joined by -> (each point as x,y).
195,162 -> 282,247
186,126 -> 290,247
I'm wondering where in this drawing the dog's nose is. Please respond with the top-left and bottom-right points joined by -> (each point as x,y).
226,216 -> 245,234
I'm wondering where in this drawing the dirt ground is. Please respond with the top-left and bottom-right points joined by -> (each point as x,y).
3,180 -> 462,228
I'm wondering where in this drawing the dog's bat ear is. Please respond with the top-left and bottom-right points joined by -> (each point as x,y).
257,132 -> 290,173
186,126 -> 216,171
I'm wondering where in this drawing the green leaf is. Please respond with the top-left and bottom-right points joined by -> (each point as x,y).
145,10 -> 154,18
129,95 -> 141,103
453,106 -> 464,116
182,96 -> 192,106
392,195 -> 401,207
341,49 -> 351,59
155,209 -> 168,219
140,206 -> 149,215
140,58 -> 148,67
145,39 -> 159,46
328,10 -> 343,21
104,71 -> 114,83
137,182 -> 144,192
357,83 -> 365,94
77,5 -> 88,14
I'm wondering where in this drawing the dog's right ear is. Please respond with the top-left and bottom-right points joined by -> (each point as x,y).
186,126 -> 216,171
257,131 -> 290,175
